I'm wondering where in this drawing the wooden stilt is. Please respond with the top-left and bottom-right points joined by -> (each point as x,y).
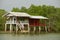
48,20 -> 51,32
48,27 -> 50,32
5,24 -> 7,32
10,24 -> 12,33
39,26 -> 41,32
44,19 -> 47,32
28,24 -> 30,32
45,26 -> 47,32
33,26 -> 36,32
16,24 -> 18,33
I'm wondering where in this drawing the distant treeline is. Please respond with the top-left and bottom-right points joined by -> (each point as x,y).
0,4 -> 60,32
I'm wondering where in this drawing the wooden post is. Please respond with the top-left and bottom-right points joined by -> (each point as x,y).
44,20 -> 47,32
48,20 -> 51,32
45,26 -> 47,32
39,26 -> 41,32
16,24 -> 18,33
28,24 -> 30,32
33,26 -> 36,32
10,24 -> 12,33
5,24 -> 7,32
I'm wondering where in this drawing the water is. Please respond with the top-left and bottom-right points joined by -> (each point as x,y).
0,33 -> 60,40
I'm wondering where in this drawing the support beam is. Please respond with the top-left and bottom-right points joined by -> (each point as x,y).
44,19 -> 47,32
28,24 -> 30,32
45,26 -> 47,32
16,24 -> 18,33
48,20 -> 51,32
48,27 -> 50,32
5,24 -> 7,32
39,26 -> 41,32
33,26 -> 36,32
10,24 -> 12,33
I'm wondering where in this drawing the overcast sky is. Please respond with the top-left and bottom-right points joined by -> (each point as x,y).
0,0 -> 60,11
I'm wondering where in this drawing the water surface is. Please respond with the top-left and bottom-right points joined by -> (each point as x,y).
0,33 -> 60,40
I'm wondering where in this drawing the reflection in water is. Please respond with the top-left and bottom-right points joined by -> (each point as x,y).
0,33 -> 60,40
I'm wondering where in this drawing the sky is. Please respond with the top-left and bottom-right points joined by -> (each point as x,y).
0,0 -> 60,11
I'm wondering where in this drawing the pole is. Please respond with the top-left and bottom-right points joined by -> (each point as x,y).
5,24 -> 7,32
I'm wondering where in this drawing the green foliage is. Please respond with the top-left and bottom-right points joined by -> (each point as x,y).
0,4 -> 60,32
12,8 -> 20,12
0,9 -> 6,24
20,6 -> 27,12
0,9 -> 6,31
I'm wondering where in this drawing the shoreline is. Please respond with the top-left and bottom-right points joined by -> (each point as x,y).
0,31 -> 60,34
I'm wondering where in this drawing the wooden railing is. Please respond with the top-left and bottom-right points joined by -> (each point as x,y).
20,21 -> 29,24
6,21 -> 17,24
6,20 -> 29,24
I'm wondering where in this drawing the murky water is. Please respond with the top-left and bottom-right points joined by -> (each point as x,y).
0,33 -> 60,40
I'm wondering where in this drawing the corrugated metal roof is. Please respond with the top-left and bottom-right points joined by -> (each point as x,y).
3,12 -> 48,19
30,16 -> 48,19
7,12 -> 31,17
